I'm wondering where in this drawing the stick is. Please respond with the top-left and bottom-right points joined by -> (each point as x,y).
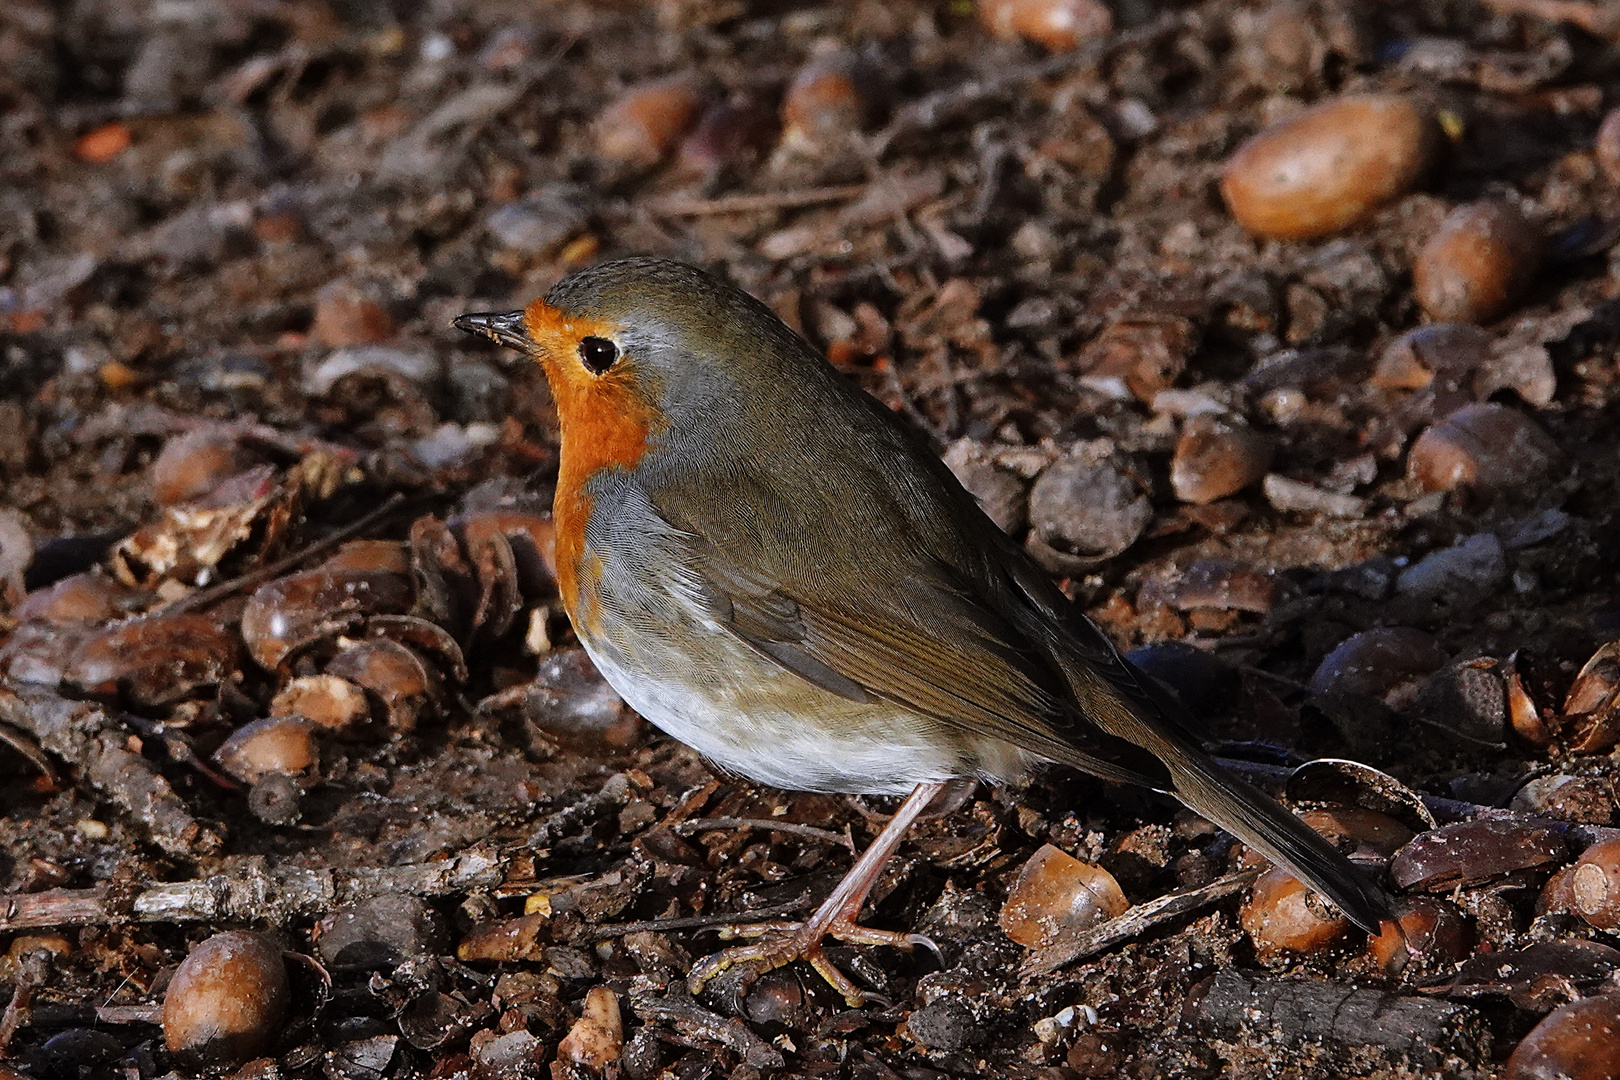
1020,869 -> 1261,979
0,688 -> 219,858
670,817 -> 852,849
644,184 -> 867,217
165,493 -> 407,615
1188,968 -> 1481,1065
0,847 -> 505,930
584,890 -> 814,941
630,990 -> 785,1071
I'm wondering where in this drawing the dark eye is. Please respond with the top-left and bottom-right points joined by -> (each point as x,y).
578,336 -> 619,374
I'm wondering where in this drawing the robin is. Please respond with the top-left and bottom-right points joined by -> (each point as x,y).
455,258 -> 1392,1005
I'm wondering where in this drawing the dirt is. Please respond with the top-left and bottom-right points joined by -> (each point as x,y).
4,0 -> 1620,1077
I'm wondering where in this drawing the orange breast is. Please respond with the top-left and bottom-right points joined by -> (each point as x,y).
521,300 -> 662,629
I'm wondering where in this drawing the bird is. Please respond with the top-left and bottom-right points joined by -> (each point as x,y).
455,257 -> 1392,1005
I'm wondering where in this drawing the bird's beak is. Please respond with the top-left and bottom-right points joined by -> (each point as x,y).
453,310 -> 533,354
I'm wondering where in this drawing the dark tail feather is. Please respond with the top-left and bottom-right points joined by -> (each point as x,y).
1049,643 -> 1395,934
1164,749 -> 1393,934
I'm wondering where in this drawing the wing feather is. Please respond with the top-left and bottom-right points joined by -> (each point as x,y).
681,533 -> 1173,789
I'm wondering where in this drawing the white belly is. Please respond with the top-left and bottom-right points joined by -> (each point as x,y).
583,633 -> 968,796
570,473 -> 1034,795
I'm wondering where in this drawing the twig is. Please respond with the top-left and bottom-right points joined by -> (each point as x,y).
28,1003 -> 162,1028
585,890 -> 814,940
0,982 -> 33,1055
0,846 -> 505,930
0,688 -> 219,858
1189,968 -> 1481,1066
530,776 -> 635,849
644,184 -> 867,218
670,816 -> 853,850
165,493 -> 407,615
631,989 -> 785,1071
1020,869 -> 1261,979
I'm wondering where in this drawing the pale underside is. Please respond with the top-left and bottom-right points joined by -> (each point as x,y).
574,476 -> 1039,795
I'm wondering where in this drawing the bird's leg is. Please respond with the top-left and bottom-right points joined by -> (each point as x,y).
687,780 -> 947,1007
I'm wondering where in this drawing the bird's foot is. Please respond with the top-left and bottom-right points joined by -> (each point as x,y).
687,917 -> 938,1007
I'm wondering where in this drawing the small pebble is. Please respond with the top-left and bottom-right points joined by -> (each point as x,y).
780,50 -> 872,152
1372,323 -> 1493,392
162,931 -> 289,1068
35,1031 -> 123,1078
75,122 -> 131,163
1027,441 -> 1152,568
524,649 -> 636,751
1505,993 -> 1620,1080
1413,200 -> 1543,325
1414,659 -> 1507,745
458,914 -> 548,963
999,843 -> 1128,949
485,188 -> 588,257
1396,533 -> 1507,605
316,895 -> 444,971
471,1029 -> 544,1076
1262,474 -> 1367,518
311,281 -> 394,348
1221,94 -> 1440,239
1170,417 -> 1272,505
978,0 -> 1113,51
1407,403 -> 1563,494
304,345 -> 439,397
907,997 -> 984,1052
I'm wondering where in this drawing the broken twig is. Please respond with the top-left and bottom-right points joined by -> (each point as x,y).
1021,869 -> 1261,978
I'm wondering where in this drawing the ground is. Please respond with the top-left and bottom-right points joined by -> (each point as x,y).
2,0 -> 1620,1077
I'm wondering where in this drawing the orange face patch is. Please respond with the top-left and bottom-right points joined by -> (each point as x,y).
520,300 -> 661,624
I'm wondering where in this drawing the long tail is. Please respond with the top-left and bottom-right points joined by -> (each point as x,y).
1156,744 -> 1393,933
1056,651 -> 1394,934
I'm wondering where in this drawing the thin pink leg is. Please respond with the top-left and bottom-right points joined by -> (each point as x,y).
688,781 -> 947,1005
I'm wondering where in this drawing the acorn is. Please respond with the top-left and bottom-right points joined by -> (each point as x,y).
162,931 -> 289,1068
1221,94 -> 1439,239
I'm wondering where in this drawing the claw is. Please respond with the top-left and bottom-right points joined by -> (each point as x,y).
688,782 -> 952,1010
688,919 -> 927,1008
905,932 -> 945,965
